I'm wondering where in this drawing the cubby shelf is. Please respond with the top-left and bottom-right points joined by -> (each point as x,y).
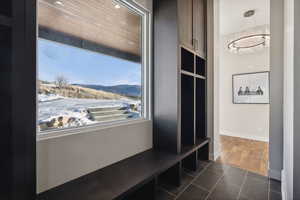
196,78 -> 206,139
181,48 -> 194,73
181,70 -> 206,79
196,56 -> 206,77
153,0 -> 209,198
181,73 -> 195,146
0,15 -> 12,27
180,46 -> 207,152
181,138 -> 209,155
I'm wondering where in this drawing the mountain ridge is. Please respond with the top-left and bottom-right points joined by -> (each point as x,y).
73,84 -> 141,98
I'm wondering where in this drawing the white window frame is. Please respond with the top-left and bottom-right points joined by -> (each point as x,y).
37,0 -> 152,140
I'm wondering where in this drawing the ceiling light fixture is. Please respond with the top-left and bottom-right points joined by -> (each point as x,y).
244,10 -> 255,18
54,1 -> 64,6
228,33 -> 270,54
227,10 -> 270,54
114,4 -> 121,9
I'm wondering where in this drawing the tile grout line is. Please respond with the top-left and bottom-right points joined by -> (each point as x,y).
203,174 -> 225,200
174,162 -> 212,200
236,171 -> 248,200
158,187 -> 177,197
191,162 -> 212,179
203,168 -> 228,200
159,169 -> 200,197
192,182 -> 210,193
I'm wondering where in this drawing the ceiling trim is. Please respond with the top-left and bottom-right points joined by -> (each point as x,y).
39,26 -> 141,63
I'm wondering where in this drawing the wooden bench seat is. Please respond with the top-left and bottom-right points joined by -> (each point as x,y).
37,139 -> 209,200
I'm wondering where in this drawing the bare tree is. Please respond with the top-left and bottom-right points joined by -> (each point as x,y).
55,75 -> 68,89
37,80 -> 41,93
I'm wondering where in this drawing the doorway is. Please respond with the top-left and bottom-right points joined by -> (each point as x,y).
215,0 -> 270,176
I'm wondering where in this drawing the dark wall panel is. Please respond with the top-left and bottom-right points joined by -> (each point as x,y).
0,25 -> 12,200
0,2 -> 12,17
153,0 -> 180,153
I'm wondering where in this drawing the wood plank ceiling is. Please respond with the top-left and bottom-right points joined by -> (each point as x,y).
38,0 -> 141,57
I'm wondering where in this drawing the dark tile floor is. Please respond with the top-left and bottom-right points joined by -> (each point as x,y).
157,161 -> 282,200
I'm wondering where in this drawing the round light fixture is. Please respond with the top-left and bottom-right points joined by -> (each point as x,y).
54,1 -> 64,6
114,4 -> 121,9
228,33 -> 270,53
244,10 -> 255,18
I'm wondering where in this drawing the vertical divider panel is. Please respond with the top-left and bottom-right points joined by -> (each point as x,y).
198,143 -> 209,161
158,162 -> 182,187
0,24 -> 12,200
123,178 -> 156,200
182,151 -> 198,172
193,54 -> 197,145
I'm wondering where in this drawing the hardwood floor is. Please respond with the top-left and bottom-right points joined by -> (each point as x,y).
217,135 -> 269,176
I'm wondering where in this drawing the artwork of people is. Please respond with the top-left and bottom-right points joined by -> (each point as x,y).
233,72 -> 269,104
237,86 -> 264,96
256,86 -> 264,95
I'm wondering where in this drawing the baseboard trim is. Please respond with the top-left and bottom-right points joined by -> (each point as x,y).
220,131 -> 269,142
281,170 -> 287,200
209,150 -> 220,161
269,169 -> 281,180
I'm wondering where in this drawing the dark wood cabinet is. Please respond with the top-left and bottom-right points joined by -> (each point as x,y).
178,0 -> 206,58
193,0 -> 206,58
178,0 -> 193,50
154,0 -> 208,154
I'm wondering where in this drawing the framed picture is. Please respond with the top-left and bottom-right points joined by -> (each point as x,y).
232,71 -> 270,104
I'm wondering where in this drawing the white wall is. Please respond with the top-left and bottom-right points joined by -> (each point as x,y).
219,32 -> 270,142
37,0 -> 153,193
282,0 -> 294,198
213,0 -> 221,161
208,0 -> 221,160
37,120 -> 153,193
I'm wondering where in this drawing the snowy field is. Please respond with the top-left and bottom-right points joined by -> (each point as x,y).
38,94 -> 141,132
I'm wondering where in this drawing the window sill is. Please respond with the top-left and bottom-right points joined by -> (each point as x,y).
37,118 -> 151,141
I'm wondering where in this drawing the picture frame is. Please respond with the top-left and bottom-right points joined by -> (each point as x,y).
232,71 -> 270,104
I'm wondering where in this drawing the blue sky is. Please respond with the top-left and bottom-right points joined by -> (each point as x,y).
38,39 -> 141,86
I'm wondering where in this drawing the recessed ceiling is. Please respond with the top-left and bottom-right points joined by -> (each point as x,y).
220,0 -> 270,35
38,0 -> 141,56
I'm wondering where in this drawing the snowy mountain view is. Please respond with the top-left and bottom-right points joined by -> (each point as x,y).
38,82 -> 141,132
73,84 -> 142,98
38,39 -> 142,133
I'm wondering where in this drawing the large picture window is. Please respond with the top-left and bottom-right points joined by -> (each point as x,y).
37,0 -> 150,134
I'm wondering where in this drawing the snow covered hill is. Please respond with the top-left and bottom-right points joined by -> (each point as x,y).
38,94 -> 140,132
37,82 -> 141,132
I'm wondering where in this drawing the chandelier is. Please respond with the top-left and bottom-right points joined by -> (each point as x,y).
228,33 -> 270,54
227,9 -> 270,54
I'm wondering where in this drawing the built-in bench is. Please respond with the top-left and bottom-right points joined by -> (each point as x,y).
37,138 -> 209,200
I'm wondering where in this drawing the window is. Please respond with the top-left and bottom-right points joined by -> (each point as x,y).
37,0 -> 150,134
